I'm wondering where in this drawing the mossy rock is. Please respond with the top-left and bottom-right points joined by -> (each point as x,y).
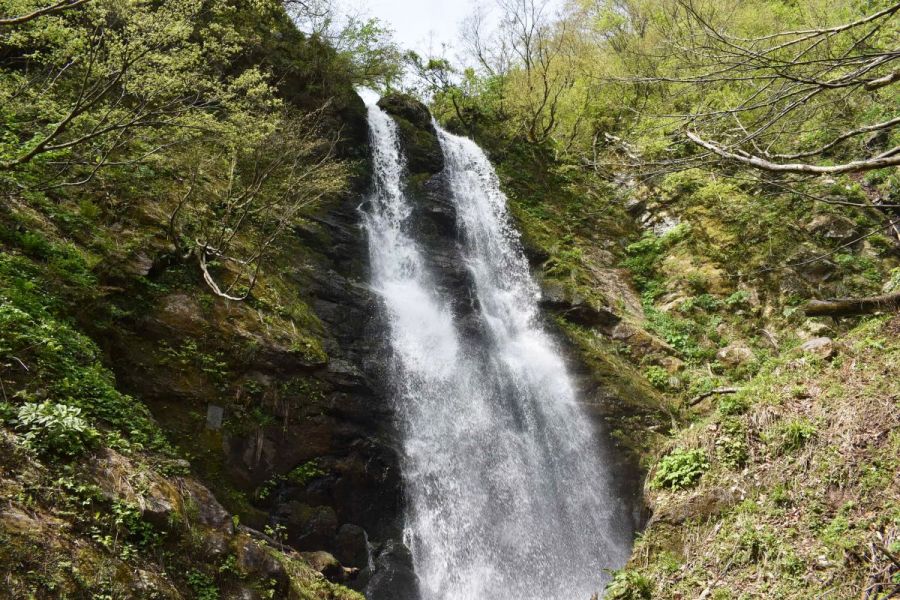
378,93 -> 444,176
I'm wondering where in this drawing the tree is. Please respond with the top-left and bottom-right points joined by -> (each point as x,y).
284,0 -> 402,90
1,0 -> 351,301
168,106 -> 347,301
597,0 -> 899,175
0,0 -> 281,184
0,0 -> 89,26
460,0 -> 588,148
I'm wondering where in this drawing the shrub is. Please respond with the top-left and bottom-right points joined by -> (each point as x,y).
644,365 -> 670,390
186,570 -> 219,600
725,290 -> 751,307
718,393 -> 749,416
287,459 -> 325,485
15,401 -> 99,457
652,448 -> 709,490
604,570 -> 652,600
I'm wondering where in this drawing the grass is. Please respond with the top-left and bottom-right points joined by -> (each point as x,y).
606,316 -> 900,599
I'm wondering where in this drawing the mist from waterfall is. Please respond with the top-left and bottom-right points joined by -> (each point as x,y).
361,103 -> 630,600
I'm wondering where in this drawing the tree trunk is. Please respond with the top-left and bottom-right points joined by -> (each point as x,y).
805,291 -> 900,317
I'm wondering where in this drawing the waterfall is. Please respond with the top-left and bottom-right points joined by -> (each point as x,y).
362,104 -> 630,600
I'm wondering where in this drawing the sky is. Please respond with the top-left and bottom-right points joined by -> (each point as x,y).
360,0 -> 477,55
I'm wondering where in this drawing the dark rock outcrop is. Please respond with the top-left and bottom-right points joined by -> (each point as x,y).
378,94 -> 444,175
365,540 -> 420,600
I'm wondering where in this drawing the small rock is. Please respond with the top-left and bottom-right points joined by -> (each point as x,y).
716,343 -> 754,367
651,214 -> 680,236
805,214 -> 858,241
651,488 -> 737,525
206,404 -> 224,430
300,550 -> 357,582
799,319 -> 834,340
659,356 -> 686,374
799,337 -> 836,360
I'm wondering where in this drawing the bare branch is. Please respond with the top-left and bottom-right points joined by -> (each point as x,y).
685,132 -> 900,174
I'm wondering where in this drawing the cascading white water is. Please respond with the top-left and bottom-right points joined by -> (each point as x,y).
362,103 -> 630,600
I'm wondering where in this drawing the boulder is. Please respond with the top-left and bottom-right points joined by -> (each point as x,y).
365,540 -> 420,600
276,502 -> 339,550
334,523 -> 370,568
799,336 -> 836,360
125,251 -> 155,277
650,488 -> 738,525
299,550 -> 357,582
377,94 -> 444,175
233,534 -> 286,580
716,343 -> 754,367
539,281 -> 620,330
86,449 -> 179,527
177,477 -> 232,530
659,356 -> 686,374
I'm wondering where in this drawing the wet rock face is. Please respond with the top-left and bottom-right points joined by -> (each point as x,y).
365,540 -> 421,600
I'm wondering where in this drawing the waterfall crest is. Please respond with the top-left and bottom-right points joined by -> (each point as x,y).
362,103 -> 630,600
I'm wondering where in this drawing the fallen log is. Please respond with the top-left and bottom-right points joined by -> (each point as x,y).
687,387 -> 741,407
804,291 -> 900,317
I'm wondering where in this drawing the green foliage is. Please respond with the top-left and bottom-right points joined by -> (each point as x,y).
715,418 -> 748,469
331,17 -> 403,89
679,294 -> 721,313
622,224 -> 690,292
724,291 -> 751,308
0,257 -> 170,453
644,365 -> 670,391
718,393 -> 749,416
652,448 -> 709,490
604,570 -> 652,600
774,419 -> 817,454
186,569 -> 219,600
111,501 -> 162,554
15,401 -> 99,457
644,306 -> 712,362
287,459 -> 326,485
